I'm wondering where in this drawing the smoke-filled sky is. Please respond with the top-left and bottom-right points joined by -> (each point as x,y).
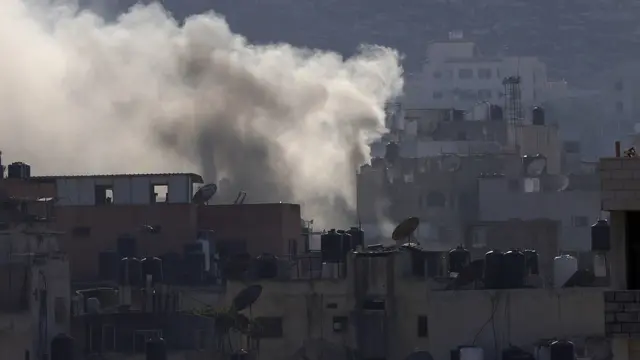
0,0 -> 402,226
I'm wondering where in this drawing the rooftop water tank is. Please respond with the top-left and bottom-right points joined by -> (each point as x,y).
503,249 -> 526,289
51,333 -> 75,360
321,230 -> 344,263
448,245 -> 470,275
117,235 -> 137,258
523,249 -> 539,276
532,107 -> 545,125
554,255 -> 578,288
483,250 -> 503,289
146,337 -> 167,360
7,162 -> 31,179
591,219 -> 610,252
256,253 -> 278,279
385,142 -> 400,164
142,257 -> 164,285
347,227 -> 365,249
549,340 -> 574,360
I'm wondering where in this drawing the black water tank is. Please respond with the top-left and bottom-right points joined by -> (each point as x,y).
490,105 -> 504,121
117,235 -> 137,258
256,253 -> 278,279
385,142 -> 400,165
321,230 -> 344,263
448,245 -> 471,274
146,338 -> 167,360
347,227 -> 365,249
159,252 -> 181,284
503,250 -> 526,288
503,347 -> 535,360
484,250 -> 504,289
98,251 -> 120,282
550,340 -> 575,360
142,257 -> 164,285
7,162 -> 31,179
339,230 -> 353,258
591,219 -> 611,252
523,249 -> 539,276
51,333 -> 74,360
532,106 -> 545,125
452,109 -> 465,122
184,252 -> 205,284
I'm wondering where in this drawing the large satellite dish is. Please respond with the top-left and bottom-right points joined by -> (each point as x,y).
523,155 -> 547,177
541,174 -> 570,192
232,284 -> 263,312
440,154 -> 462,172
392,217 -> 420,242
192,183 -> 217,205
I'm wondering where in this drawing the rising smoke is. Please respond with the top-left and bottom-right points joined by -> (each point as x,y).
0,0 -> 403,226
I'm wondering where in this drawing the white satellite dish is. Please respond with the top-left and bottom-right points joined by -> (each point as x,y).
542,174 -> 570,192
192,183 -> 217,205
523,155 -> 547,177
440,154 -> 462,172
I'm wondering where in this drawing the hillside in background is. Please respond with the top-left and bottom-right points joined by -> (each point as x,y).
88,0 -> 640,86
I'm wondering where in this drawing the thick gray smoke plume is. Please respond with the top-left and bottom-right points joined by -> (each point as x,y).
0,0 -> 403,226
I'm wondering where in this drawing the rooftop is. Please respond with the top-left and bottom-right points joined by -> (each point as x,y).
30,172 -> 204,183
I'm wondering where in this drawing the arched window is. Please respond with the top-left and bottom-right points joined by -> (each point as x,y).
426,191 -> 446,207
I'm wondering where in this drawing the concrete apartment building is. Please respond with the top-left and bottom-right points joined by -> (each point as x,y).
221,250 -> 606,360
404,37 -> 549,115
3,171 -> 304,281
596,154 -> 640,360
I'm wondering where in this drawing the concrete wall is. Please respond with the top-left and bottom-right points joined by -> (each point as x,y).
222,277 -> 605,360
479,177 -> 600,251
43,174 -> 199,206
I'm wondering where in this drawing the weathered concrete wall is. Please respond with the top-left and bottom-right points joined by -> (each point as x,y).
223,277 -> 605,360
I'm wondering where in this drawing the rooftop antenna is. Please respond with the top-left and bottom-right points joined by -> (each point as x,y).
192,183 -> 217,205
233,191 -> 247,205
392,216 -> 420,246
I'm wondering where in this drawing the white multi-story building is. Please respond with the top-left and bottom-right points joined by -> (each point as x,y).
404,36 -> 549,119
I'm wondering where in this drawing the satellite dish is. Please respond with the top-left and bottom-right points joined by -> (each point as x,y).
192,183 -> 217,205
523,155 -> 547,177
405,351 -> 435,360
392,217 -> 420,242
441,154 -> 462,172
232,284 -> 263,312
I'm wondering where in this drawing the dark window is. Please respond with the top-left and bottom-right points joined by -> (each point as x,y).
563,141 -> 581,154
458,68 -> 473,79
72,226 -> 91,237
326,303 -> 338,309
333,316 -> 348,333
417,316 -> 429,337
425,191 -> 446,207
95,185 -> 113,205
478,68 -> 492,79
255,317 -> 283,338
151,184 -> 169,203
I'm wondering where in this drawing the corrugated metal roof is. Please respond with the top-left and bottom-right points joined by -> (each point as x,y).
31,173 -> 204,183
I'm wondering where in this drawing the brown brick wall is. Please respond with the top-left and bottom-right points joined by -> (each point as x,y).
54,204 -> 198,281
197,203 -> 302,257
